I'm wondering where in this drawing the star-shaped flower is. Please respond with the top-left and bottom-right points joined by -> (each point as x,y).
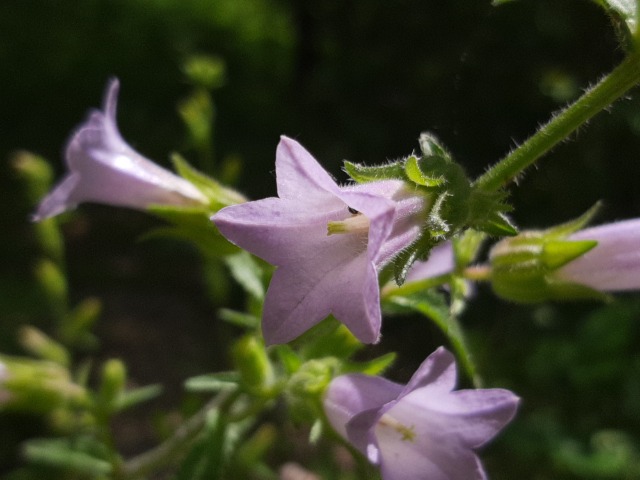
323,347 -> 519,480
212,137 -> 426,344
34,79 -> 207,221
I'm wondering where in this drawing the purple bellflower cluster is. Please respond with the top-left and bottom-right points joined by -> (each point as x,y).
35,78 -> 640,479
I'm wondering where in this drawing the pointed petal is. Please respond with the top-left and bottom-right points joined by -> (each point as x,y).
32,174 -> 81,221
276,136 -> 341,201
400,347 -> 457,398
324,374 -> 402,455
397,386 -> 520,449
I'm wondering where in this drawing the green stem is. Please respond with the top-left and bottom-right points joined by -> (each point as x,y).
120,390 -> 237,479
475,53 -> 640,192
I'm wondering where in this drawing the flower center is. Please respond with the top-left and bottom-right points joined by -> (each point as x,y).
327,210 -> 370,236
378,413 -> 416,442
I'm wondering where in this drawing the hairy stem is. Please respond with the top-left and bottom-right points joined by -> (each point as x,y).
475,53 -> 640,191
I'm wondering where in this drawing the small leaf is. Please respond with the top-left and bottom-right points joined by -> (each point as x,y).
184,372 -> 240,392
344,352 -> 397,376
218,308 -> 260,329
224,251 -> 265,300
114,384 -> 163,412
23,438 -> 112,476
343,160 -> 406,183
545,201 -> 601,238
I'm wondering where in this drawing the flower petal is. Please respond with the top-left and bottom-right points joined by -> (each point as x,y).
406,241 -> 455,282
324,374 -> 402,456
399,346 -> 457,398
377,395 -> 488,480
557,219 -> 640,290
34,79 -> 206,220
276,136 -> 342,201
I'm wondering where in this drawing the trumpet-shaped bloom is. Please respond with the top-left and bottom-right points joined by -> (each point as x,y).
323,347 -> 519,480
33,79 -> 207,221
212,136 -> 426,345
555,219 -> 640,291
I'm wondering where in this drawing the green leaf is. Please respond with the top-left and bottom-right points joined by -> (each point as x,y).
224,251 -> 265,300
344,352 -> 397,376
114,384 -> 163,412
343,160 -> 406,183
176,409 -> 227,480
172,153 -> 246,208
23,438 -> 112,476
542,240 -> 598,269
184,372 -> 240,392
218,308 -> 260,329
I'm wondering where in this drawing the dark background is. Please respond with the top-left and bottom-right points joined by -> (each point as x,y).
2,0 -> 640,478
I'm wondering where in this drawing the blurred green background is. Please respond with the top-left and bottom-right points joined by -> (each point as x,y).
2,0 -> 640,478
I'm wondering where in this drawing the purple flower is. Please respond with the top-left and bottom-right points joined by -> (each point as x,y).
212,136 -> 427,345
324,347 -> 519,480
554,218 -> 640,291
405,241 -> 455,283
34,79 -> 207,221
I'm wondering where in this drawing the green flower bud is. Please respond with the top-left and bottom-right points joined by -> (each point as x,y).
19,326 -> 70,367
232,335 -> 274,396
489,231 -> 602,303
99,359 -> 127,409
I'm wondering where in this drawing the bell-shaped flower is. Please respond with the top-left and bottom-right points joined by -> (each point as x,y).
323,347 -> 519,480
212,136 -> 427,345
33,79 -> 207,221
554,218 -> 640,291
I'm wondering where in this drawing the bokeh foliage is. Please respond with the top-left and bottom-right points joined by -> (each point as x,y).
2,0 -> 640,478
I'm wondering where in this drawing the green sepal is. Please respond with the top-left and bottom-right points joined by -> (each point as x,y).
418,132 -> 452,160
391,233 -> 439,285
542,240 -> 598,269
184,372 -> 240,393
467,187 -> 517,236
405,155 -> 445,187
544,201 -> 602,238
343,159 -> 406,183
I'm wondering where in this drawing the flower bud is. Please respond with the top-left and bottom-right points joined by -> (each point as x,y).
232,335 -> 274,396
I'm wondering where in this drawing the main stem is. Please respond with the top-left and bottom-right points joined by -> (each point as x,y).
475,53 -> 640,192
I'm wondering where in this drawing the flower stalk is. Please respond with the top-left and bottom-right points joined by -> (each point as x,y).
475,53 -> 640,191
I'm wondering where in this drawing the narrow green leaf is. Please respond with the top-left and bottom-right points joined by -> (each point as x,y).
115,384 -> 163,412
344,352 -> 397,376
418,132 -> 452,160
23,438 -> 112,476
218,308 -> 260,329
184,372 -> 240,392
